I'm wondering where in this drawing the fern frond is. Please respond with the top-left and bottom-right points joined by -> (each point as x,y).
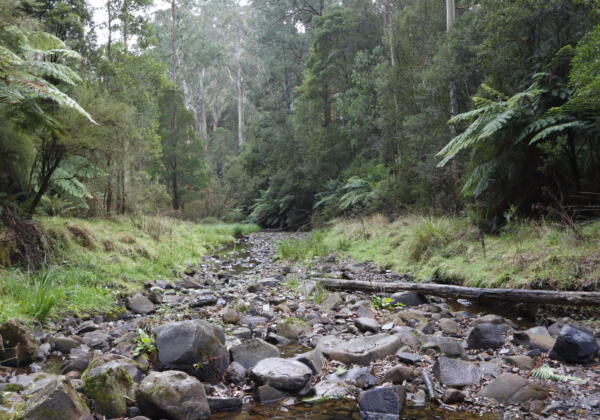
529,121 -> 589,144
531,365 -> 585,384
17,61 -> 82,85
516,114 -> 572,143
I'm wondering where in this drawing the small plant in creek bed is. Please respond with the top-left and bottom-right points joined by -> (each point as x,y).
371,296 -> 404,310
531,365 -> 585,384
311,284 -> 327,304
133,329 -> 156,357
22,269 -> 59,324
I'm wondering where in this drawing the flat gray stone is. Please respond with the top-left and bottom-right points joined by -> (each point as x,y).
250,357 -> 312,391
319,334 -> 402,365
433,357 -> 481,387
354,317 -> 380,333
480,373 -> 547,404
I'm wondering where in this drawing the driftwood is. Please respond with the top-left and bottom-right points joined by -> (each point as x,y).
315,278 -> 600,306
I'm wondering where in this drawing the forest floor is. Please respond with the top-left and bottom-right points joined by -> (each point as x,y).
285,214 -> 600,293
0,216 -> 259,323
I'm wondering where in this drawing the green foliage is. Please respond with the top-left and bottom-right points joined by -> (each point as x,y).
370,296 -> 403,311
18,269 -> 59,323
276,231 -> 349,261
133,328 -> 156,358
531,365 -> 585,384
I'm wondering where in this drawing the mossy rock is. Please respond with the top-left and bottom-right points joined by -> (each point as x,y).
276,318 -> 311,339
82,356 -> 137,418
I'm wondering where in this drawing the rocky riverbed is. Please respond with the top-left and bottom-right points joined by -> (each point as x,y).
0,232 -> 599,420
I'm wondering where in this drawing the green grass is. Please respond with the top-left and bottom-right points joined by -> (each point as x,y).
275,231 -> 351,261
280,214 -> 600,291
0,216 -> 259,324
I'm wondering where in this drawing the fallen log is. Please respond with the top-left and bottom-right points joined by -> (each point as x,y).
315,278 -> 600,306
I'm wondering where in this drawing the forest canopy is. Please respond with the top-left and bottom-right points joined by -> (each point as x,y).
1,0 -> 599,231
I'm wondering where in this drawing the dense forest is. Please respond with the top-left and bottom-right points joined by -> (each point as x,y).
1,0 -> 600,231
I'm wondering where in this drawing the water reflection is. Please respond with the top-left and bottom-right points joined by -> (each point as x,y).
212,400 -> 498,420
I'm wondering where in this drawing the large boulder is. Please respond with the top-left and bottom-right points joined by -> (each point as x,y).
0,319 -> 38,367
480,373 -> 547,404
137,371 -> 210,420
358,385 -> 406,420
549,324 -> 599,364
155,320 -> 228,383
230,338 -> 280,369
82,355 -> 140,418
391,292 -> 426,307
250,357 -> 312,392
126,293 -> 155,314
433,357 -> 481,387
318,334 -> 402,365
467,323 -> 505,350
21,375 -> 90,420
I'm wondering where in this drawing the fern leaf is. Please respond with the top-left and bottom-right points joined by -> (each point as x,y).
529,121 -> 588,144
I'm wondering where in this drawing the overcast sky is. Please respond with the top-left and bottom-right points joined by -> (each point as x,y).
88,0 -> 170,43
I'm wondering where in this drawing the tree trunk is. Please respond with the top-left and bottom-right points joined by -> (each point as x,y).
197,67 -> 208,140
236,66 -> 245,147
316,278 -> 600,306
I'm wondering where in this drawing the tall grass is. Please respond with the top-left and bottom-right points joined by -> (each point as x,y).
0,269 -> 60,324
0,217 -> 260,323
276,231 -> 351,261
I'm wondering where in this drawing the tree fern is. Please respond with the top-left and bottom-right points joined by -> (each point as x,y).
0,25 -> 95,123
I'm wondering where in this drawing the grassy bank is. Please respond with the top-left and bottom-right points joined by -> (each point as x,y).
0,216 -> 259,323
277,215 -> 600,291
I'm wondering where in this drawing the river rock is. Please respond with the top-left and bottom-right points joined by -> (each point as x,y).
224,361 -> 246,384
355,301 -> 376,318
82,355 -> 139,418
230,338 -> 280,369
253,384 -> 288,403
295,348 -> 326,375
321,293 -> 344,312
513,331 -> 555,351
208,397 -> 242,413
82,330 -> 111,349
502,355 -> 534,370
433,357 -> 481,387
358,385 -> 406,419
480,373 -> 547,404
250,357 -> 312,391
443,389 -> 466,404
221,307 -> 241,324
354,317 -> 380,333
467,323 -> 505,349
549,324 -> 599,364
155,320 -> 228,383
384,365 -> 414,384
137,370 -> 210,420
276,318 -> 311,339
51,336 -> 81,354
391,292 -> 426,307
319,334 -> 402,365
396,351 -> 421,364
21,375 -> 90,420
422,336 -> 465,358
439,319 -> 460,335
0,319 -> 39,367
126,293 -> 155,314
